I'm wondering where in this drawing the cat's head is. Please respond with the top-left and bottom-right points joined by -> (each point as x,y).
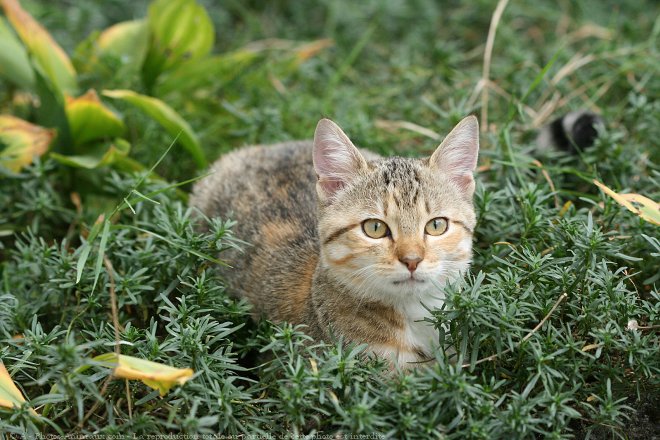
313,117 -> 478,305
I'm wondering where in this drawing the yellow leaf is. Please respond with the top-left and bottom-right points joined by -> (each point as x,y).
0,115 -> 54,172
94,353 -> 193,396
581,343 -> 601,352
0,362 -> 28,410
558,201 -> 572,217
594,180 -> 660,226
0,0 -> 77,95
328,390 -> 339,405
65,89 -> 125,146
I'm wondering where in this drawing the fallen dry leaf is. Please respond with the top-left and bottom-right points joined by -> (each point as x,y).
0,115 -> 54,172
0,362 -> 29,411
594,180 -> 660,226
95,353 -> 193,396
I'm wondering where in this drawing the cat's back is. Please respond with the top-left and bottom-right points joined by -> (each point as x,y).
191,140 -> 318,227
190,141 -> 320,320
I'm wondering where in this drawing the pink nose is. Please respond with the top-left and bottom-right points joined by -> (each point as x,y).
399,255 -> 423,272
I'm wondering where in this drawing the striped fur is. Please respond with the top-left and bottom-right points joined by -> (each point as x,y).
190,117 -> 479,368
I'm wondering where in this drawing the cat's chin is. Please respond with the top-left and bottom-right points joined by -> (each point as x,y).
356,275 -> 444,305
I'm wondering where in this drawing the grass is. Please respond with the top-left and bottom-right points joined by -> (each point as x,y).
0,0 -> 658,438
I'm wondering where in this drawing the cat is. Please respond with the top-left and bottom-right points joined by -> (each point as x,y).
190,116 -> 479,367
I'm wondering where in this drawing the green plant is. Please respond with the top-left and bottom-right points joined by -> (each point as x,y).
0,0 -> 214,172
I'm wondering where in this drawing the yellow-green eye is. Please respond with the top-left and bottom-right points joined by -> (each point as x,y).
425,217 -> 448,236
362,219 -> 390,239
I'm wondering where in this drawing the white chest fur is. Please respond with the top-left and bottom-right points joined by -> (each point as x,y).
367,294 -> 445,368
400,295 -> 445,358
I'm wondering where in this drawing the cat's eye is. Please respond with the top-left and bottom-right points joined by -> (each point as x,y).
425,217 -> 449,236
362,219 -> 390,239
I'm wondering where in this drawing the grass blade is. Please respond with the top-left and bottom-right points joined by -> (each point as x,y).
76,217 -> 103,284
91,219 -> 111,293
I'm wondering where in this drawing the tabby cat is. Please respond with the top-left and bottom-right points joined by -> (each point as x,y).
191,116 -> 479,367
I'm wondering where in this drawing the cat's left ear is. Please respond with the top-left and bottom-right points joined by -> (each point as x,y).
313,118 -> 368,201
429,116 -> 479,195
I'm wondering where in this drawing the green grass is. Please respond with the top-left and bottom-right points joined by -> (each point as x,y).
1,0 -> 659,438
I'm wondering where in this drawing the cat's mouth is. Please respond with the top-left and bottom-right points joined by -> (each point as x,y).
392,276 -> 426,285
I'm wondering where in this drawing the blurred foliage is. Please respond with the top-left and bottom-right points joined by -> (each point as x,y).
0,0 -> 211,174
0,0 -> 658,438
0,0 -> 330,213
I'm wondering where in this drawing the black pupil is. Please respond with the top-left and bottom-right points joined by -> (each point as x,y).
373,222 -> 380,232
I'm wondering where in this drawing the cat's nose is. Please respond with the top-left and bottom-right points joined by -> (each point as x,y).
399,255 -> 423,272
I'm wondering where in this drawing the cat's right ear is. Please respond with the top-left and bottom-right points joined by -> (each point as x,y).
429,115 -> 479,196
313,118 -> 367,201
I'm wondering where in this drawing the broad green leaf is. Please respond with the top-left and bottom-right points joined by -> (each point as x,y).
0,115 -> 54,172
0,17 -> 34,90
102,89 -> 206,167
155,50 -> 260,97
0,0 -> 77,95
142,0 -> 214,89
94,353 -> 194,396
154,39 -> 332,97
97,19 -> 149,69
594,180 -> 660,226
0,362 -> 28,410
33,68 -> 72,149
111,155 -> 147,173
65,89 -> 125,147
50,138 -> 130,169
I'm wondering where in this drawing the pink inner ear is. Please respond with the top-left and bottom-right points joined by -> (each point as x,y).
430,116 -> 479,176
450,150 -> 478,173
452,173 -> 475,192
313,150 -> 342,177
313,119 -> 367,199
319,179 -> 344,196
